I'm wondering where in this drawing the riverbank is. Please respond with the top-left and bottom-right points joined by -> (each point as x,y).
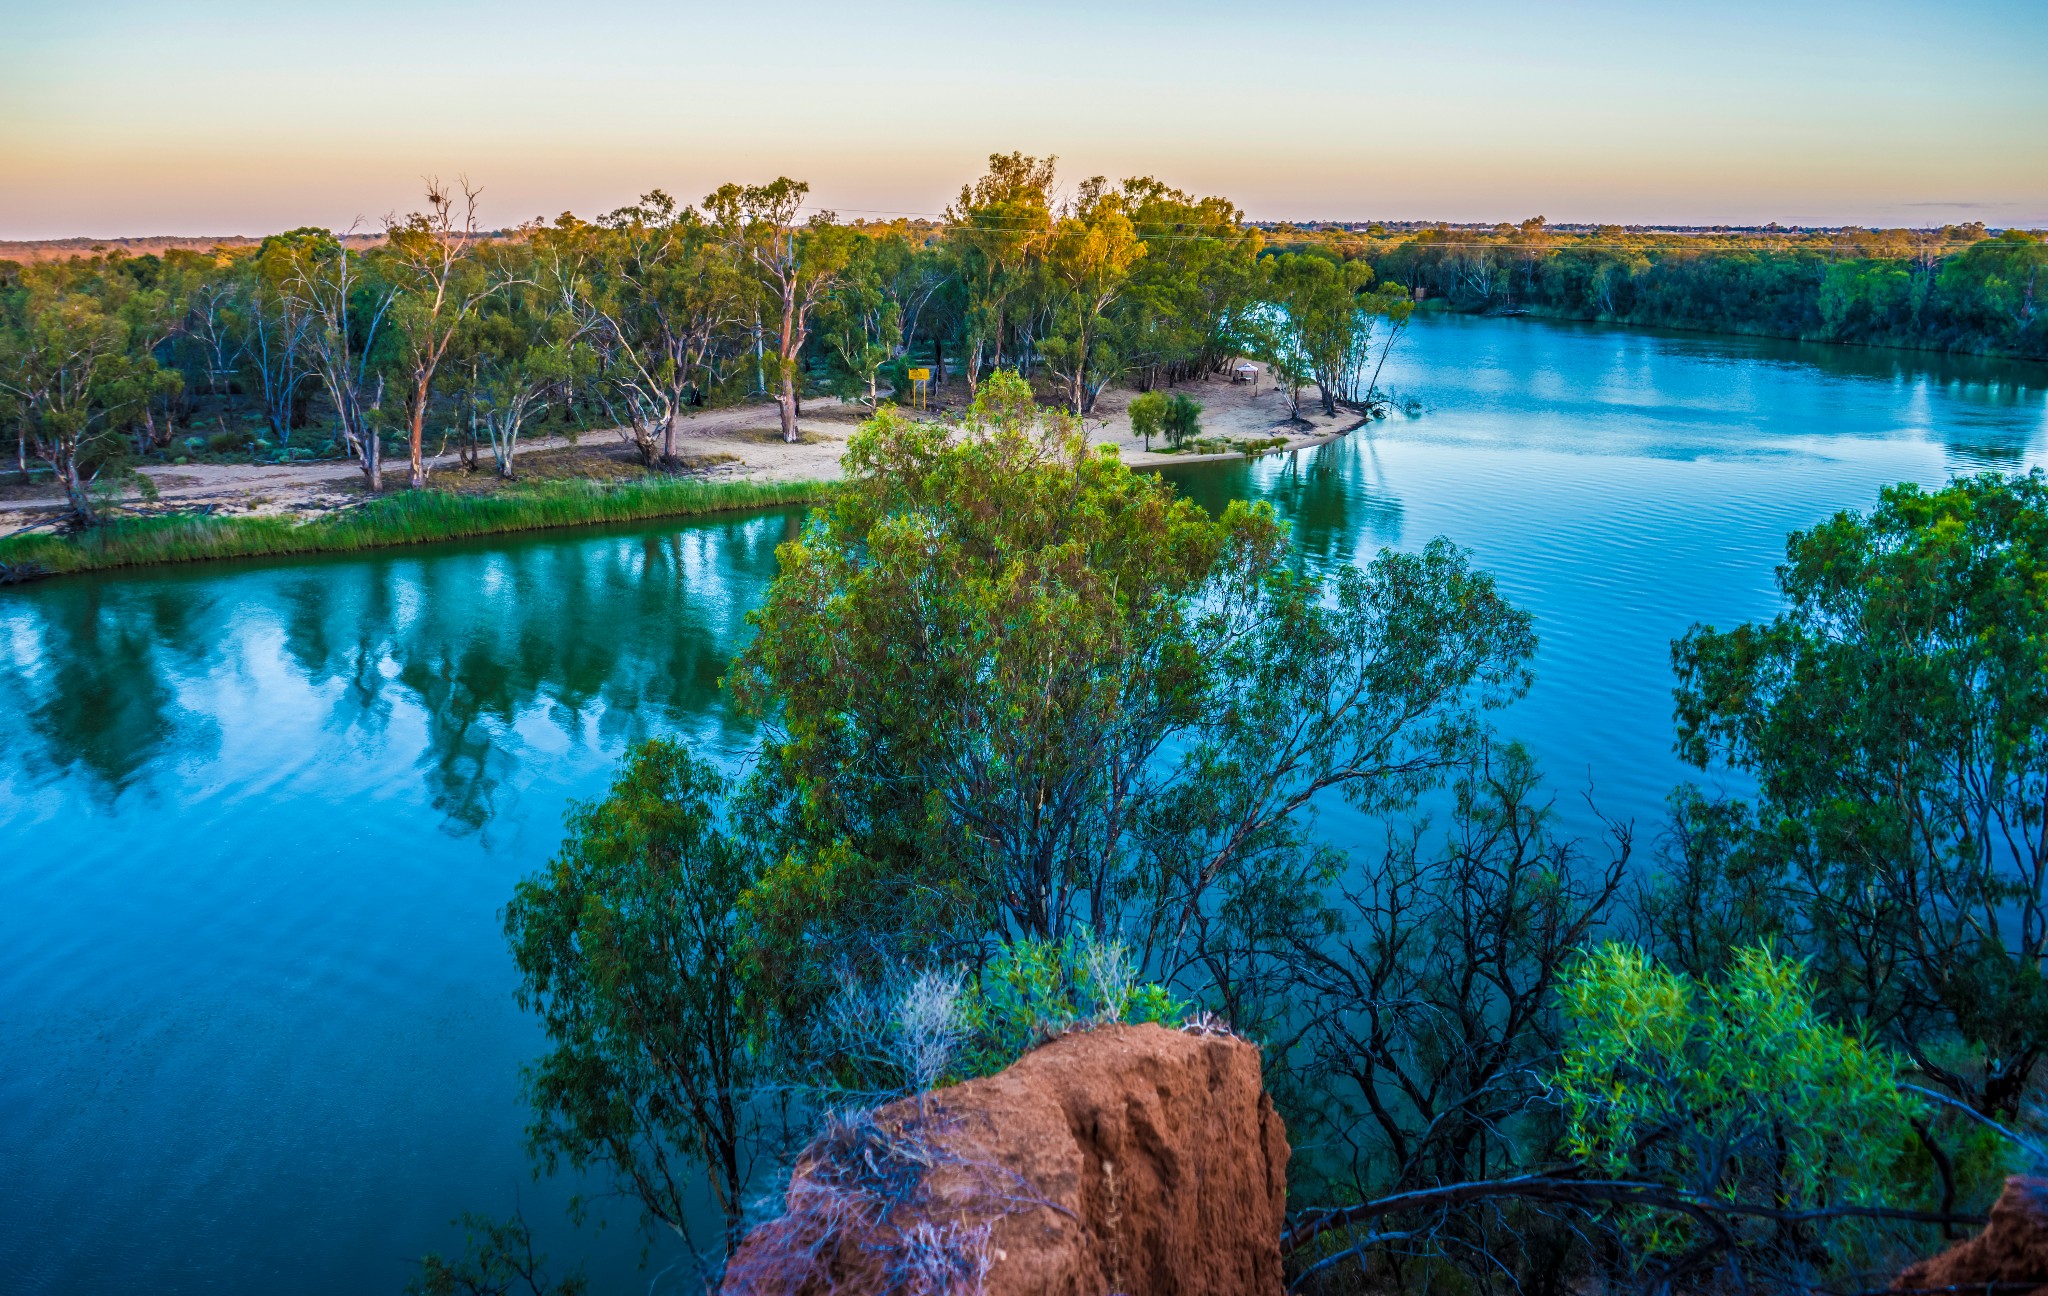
1,363 -> 1354,581
0,475 -> 830,582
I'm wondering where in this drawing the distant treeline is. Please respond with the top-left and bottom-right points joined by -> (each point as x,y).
1266,219 -> 2047,359
9,169 -> 2044,530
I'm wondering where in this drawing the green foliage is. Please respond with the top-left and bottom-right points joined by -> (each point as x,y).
1260,253 -> 1384,418
0,252 -> 182,521
706,177 -> 855,441
944,153 -> 1059,387
1554,943 -> 1928,1266
1364,223 -> 2044,358
1672,471 -> 2048,1115
815,234 -> 903,405
550,192 -> 750,463
455,240 -> 592,477
1037,180 -> 1147,413
730,368 -> 1533,1037
957,932 -> 1185,1077
504,739 -> 767,1255
1160,392 -> 1201,448
1125,388 -> 1166,449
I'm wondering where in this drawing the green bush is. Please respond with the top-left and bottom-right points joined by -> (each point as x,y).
1162,393 -> 1202,448
1127,389 -> 1167,450
1553,944 -> 1953,1271
958,931 -> 1184,1077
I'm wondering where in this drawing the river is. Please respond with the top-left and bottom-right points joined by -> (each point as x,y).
3,315 -> 2044,1294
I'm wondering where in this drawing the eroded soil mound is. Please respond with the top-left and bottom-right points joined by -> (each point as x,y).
725,1022 -> 1289,1296
1896,1176 -> 2048,1295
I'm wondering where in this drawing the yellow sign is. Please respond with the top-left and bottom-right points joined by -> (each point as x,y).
907,368 -> 931,381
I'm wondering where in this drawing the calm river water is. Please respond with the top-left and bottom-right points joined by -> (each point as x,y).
3,316 -> 2045,1294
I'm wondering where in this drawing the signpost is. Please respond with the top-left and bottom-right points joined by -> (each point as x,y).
907,367 -> 931,409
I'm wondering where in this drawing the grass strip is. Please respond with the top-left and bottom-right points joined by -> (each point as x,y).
0,475 -> 831,580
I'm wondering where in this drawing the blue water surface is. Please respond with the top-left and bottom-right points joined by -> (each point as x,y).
2,315 -> 2043,1294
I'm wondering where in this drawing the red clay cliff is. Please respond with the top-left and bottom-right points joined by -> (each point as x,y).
1895,1176 -> 2048,1295
725,1022 -> 1289,1296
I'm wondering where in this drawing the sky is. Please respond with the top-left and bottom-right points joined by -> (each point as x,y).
2,0 -> 2044,239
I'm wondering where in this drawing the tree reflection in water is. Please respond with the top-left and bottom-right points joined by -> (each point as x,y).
0,508 -> 803,834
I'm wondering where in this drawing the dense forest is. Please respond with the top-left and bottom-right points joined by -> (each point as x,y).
7,156 -> 2041,532
1268,219 -> 2048,358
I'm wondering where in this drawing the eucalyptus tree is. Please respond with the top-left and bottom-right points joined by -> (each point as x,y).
1116,178 -> 1264,388
1357,280 -> 1416,404
93,251 -> 191,455
1038,178 -> 1146,414
730,371 -> 1536,1023
558,193 -> 747,464
174,249 -> 249,398
504,740 -> 771,1265
1249,275 -> 1314,422
383,180 -> 496,488
457,238 -> 589,479
943,152 -> 1056,390
706,177 -> 850,443
1671,471 -> 2048,1119
1,259 -> 30,474
870,227 -> 949,365
261,227 -> 397,490
243,253 -> 316,444
0,259 -> 177,523
814,234 -> 901,407
1263,252 -> 1380,417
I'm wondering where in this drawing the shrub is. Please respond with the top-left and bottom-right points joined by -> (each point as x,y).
1126,390 -> 1167,450
1161,393 -> 1202,449
1553,944 -> 1943,1275
812,931 -> 1185,1099
958,931 -> 1184,1077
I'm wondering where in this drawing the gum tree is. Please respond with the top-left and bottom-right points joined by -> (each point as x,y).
1672,472 -> 2048,1117
563,192 -> 748,465
706,178 -> 850,444
943,153 -> 1056,390
504,739 -> 768,1265
262,227 -> 397,491
730,371 -> 1537,1021
1039,178 -> 1146,414
0,260 -> 176,523
383,180 -> 495,488
457,238 -> 587,479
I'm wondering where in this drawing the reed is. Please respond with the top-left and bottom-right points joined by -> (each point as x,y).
0,476 -> 830,580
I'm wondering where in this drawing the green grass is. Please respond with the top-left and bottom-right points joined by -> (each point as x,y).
0,475 -> 832,580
